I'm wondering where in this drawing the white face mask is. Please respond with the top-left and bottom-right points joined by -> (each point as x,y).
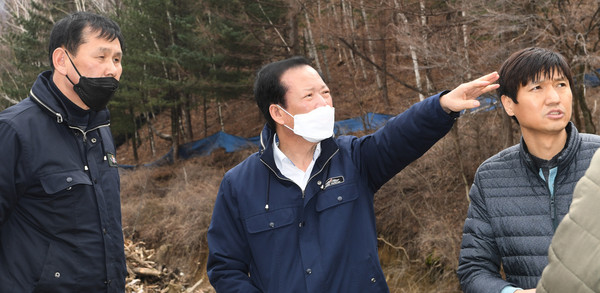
277,105 -> 335,143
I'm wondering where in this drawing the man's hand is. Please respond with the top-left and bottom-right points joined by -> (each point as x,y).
515,289 -> 536,293
439,72 -> 500,113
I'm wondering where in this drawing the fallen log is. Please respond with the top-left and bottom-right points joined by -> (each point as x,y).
132,267 -> 162,278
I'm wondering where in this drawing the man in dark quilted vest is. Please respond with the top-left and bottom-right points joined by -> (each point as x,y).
457,47 -> 600,293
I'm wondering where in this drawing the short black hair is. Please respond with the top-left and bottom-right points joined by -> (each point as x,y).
498,47 -> 573,104
254,56 -> 312,130
48,11 -> 124,69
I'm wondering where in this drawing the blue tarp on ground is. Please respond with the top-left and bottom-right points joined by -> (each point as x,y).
119,112 -> 394,168
126,131 -> 261,168
179,131 -> 260,159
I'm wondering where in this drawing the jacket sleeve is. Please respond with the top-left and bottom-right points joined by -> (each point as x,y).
457,173 -> 513,293
351,92 -> 456,192
206,175 -> 261,293
0,121 -> 20,228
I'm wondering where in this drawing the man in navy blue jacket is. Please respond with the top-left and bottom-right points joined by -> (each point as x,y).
206,56 -> 499,292
0,12 -> 126,292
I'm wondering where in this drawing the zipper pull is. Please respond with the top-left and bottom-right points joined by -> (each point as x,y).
550,198 -> 557,230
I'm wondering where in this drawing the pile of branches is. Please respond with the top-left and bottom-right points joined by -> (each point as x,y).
125,239 -> 213,293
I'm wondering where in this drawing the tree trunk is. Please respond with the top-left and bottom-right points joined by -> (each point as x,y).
258,1 -> 291,52
574,64 -> 596,133
419,0 -> 434,93
450,124 -> 470,200
359,0 -> 383,92
147,111 -> 156,158
462,10 -> 472,80
288,0 -> 302,55
502,109 -> 514,148
394,2 -> 424,100
332,0 -> 355,78
203,96 -> 208,138
217,99 -> 225,132
341,0 -> 366,79
179,107 -> 187,143
379,9 -> 389,106
329,0 -> 345,65
316,0 -> 332,82
170,91 -> 180,161
129,105 -> 139,163
572,79 -> 584,132
185,97 -> 194,141
304,11 -> 323,73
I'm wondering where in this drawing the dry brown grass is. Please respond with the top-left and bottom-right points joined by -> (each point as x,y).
120,149 -> 254,292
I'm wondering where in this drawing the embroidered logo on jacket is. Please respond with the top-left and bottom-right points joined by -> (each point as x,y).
324,176 -> 344,189
106,152 -> 118,167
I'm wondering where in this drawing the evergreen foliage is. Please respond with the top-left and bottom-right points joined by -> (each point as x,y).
0,1 -> 72,110
111,0 -> 285,161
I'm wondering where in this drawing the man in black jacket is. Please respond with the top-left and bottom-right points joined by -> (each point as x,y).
457,47 -> 600,293
0,12 -> 126,292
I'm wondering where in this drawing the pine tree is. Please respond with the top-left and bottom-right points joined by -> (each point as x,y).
0,1 -> 60,110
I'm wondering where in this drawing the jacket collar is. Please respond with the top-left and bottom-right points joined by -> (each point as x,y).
259,124 -> 339,177
30,70 -> 110,129
520,122 -> 580,173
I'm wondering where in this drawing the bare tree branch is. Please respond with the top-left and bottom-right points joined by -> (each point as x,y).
1,93 -> 19,105
149,121 -> 172,141
338,37 -> 426,96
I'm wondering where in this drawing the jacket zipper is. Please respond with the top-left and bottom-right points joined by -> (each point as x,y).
537,167 -> 558,231
550,167 -> 558,231
69,124 -> 111,142
69,124 -> 110,172
305,149 -> 338,195
30,90 -> 63,123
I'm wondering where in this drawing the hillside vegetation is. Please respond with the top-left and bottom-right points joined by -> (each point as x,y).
2,1 -> 600,292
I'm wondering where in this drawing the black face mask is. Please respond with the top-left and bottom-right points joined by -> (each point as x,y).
65,51 -> 119,111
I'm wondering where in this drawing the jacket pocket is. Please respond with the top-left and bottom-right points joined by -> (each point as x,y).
245,207 -> 295,234
243,207 -> 298,278
35,242 -> 79,292
315,183 -> 359,212
40,170 -> 92,195
38,170 -> 92,232
347,254 -> 388,292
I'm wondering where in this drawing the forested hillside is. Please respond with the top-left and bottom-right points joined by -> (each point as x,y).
2,0 -> 600,292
